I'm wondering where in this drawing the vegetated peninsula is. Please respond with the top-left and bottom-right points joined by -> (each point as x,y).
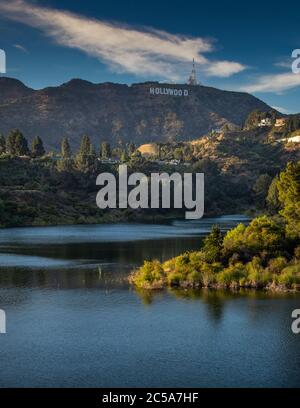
129,161 -> 300,292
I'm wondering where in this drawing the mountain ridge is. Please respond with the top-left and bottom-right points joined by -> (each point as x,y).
0,77 -> 275,150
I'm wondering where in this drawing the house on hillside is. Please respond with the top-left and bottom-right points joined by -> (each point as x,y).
275,118 -> 288,127
258,118 -> 272,127
212,128 -> 223,134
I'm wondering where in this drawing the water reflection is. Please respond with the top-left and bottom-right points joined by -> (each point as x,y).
1,216 -> 300,388
0,215 -> 249,269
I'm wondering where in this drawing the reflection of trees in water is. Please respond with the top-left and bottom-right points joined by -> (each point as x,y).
132,287 -> 229,321
169,288 -> 227,322
1,268 -> 297,330
132,287 -> 296,323
132,288 -> 165,306
0,237 -> 202,269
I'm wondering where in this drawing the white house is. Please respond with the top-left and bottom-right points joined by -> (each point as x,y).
258,118 -> 272,127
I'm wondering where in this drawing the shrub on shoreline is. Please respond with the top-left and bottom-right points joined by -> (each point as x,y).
129,254 -> 300,291
130,161 -> 300,292
129,216 -> 300,291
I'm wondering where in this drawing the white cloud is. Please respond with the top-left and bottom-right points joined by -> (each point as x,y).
241,72 -> 300,93
204,61 -> 246,77
0,0 -> 246,81
271,106 -> 291,114
13,44 -> 28,53
274,61 -> 292,69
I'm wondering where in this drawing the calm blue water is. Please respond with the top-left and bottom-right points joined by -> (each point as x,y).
0,216 -> 300,388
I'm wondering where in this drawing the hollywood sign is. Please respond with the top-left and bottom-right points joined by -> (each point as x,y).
150,87 -> 189,97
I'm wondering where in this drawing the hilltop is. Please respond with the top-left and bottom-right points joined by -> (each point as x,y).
0,77 -> 272,150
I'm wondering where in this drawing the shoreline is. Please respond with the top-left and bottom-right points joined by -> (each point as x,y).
129,278 -> 300,293
0,212 -> 250,230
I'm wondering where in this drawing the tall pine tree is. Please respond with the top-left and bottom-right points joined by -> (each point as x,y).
277,161 -> 300,238
15,132 -> 30,156
31,136 -> 45,158
6,129 -> 18,155
61,137 -> 72,159
100,142 -> 111,160
6,129 -> 29,156
0,134 -> 5,155
57,137 -> 73,172
76,135 -> 94,172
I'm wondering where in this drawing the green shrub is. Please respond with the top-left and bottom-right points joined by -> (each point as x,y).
277,265 -> 300,287
200,262 -> 221,286
267,257 -> 287,274
222,216 -> 285,262
216,263 -> 246,286
223,223 -> 246,259
130,260 -> 165,289
246,257 -> 271,286
174,253 -> 190,268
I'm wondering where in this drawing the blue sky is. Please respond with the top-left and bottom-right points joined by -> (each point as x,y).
0,0 -> 300,113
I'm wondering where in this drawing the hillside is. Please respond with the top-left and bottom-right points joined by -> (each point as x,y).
0,77 -> 272,150
1,120 -> 299,228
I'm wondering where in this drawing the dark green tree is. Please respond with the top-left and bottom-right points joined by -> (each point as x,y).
57,137 -> 73,172
15,132 -> 30,156
267,175 -> 281,214
76,135 -> 95,172
277,161 -> 300,238
7,130 -> 29,156
61,137 -> 72,159
253,174 -> 273,208
6,129 -> 19,155
100,142 -> 111,160
79,135 -> 91,156
0,134 -> 5,155
31,136 -> 45,158
202,225 -> 223,263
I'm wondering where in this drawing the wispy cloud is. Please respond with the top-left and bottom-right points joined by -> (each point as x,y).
13,43 -> 28,53
204,61 -> 246,78
274,61 -> 292,69
271,106 -> 291,114
241,72 -> 300,93
0,0 -> 246,81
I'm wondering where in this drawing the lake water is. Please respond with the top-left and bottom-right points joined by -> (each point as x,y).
0,215 -> 300,388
